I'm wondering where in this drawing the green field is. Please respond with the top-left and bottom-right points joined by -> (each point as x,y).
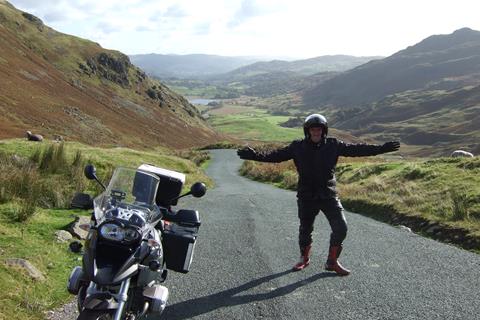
0,139 -> 211,320
208,105 -> 303,142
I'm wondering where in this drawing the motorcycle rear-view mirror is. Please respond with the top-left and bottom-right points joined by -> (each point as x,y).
84,164 -> 97,180
84,164 -> 106,190
190,182 -> 207,198
168,182 -> 207,204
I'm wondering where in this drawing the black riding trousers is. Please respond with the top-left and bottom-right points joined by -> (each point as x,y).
297,197 -> 347,248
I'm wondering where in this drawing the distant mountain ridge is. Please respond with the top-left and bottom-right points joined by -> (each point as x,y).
129,54 -> 261,79
0,1 -> 222,148
302,28 -> 480,107
200,55 -> 380,98
223,55 -> 383,77
130,53 -> 381,80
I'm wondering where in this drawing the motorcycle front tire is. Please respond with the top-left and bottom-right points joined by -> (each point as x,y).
76,310 -> 114,320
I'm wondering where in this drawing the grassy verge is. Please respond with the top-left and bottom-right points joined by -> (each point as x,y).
239,156 -> 480,252
0,139 -> 212,320
0,207 -> 86,320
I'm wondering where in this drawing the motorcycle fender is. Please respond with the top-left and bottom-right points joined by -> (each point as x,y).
111,242 -> 149,283
83,292 -> 119,310
82,229 -> 99,281
113,264 -> 139,284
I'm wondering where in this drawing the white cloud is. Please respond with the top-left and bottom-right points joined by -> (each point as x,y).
7,0 -> 480,57
164,4 -> 187,18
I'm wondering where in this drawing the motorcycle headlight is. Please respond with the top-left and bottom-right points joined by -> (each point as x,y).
99,223 -> 140,243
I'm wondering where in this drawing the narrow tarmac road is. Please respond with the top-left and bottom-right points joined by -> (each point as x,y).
160,150 -> 480,320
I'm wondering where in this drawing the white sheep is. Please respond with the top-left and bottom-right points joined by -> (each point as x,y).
451,150 -> 474,158
26,131 -> 43,142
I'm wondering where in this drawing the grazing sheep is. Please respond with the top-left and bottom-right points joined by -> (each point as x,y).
26,131 -> 43,142
451,150 -> 474,158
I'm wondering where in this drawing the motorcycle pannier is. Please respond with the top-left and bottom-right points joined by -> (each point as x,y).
162,223 -> 198,273
138,164 -> 186,206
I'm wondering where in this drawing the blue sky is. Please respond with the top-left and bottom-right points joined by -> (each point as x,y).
8,0 -> 480,59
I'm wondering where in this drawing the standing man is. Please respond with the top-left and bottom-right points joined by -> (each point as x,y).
237,114 -> 400,275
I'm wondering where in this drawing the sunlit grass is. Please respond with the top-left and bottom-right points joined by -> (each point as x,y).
208,105 -> 303,142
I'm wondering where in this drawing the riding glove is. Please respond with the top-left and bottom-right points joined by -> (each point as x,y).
237,147 -> 257,160
381,141 -> 400,153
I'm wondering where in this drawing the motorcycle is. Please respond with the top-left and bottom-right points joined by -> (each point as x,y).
67,163 -> 206,320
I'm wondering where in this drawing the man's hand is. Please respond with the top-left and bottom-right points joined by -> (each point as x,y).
381,141 -> 400,153
237,146 -> 257,160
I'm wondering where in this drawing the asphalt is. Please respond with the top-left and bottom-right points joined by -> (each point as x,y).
159,149 -> 480,320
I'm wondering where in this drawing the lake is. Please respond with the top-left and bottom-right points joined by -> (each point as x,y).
188,98 -> 216,105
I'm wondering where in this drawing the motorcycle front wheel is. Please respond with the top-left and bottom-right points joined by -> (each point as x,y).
76,310 -> 114,320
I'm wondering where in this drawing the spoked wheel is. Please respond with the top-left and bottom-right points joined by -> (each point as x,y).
76,310 -> 114,320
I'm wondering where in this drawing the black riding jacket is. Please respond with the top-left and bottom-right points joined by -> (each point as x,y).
250,137 -> 386,199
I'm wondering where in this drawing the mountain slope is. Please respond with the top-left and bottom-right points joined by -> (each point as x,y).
303,28 -> 480,108
330,85 -> 480,156
0,1 -> 222,148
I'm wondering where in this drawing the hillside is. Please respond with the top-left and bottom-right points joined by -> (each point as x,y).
0,1 -> 223,148
302,28 -> 480,107
330,85 -> 480,156
129,53 -> 260,79
221,55 -> 382,77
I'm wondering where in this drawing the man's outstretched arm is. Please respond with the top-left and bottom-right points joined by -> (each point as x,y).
237,144 -> 294,163
339,140 -> 400,157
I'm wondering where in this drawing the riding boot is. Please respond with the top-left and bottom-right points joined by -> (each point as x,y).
324,245 -> 350,276
292,244 -> 311,271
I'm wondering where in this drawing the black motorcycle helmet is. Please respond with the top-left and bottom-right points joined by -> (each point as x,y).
303,114 -> 328,138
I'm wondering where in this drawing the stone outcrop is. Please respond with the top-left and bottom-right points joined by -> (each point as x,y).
68,215 -> 91,240
5,258 -> 45,281
82,52 -> 131,87
55,230 -> 73,242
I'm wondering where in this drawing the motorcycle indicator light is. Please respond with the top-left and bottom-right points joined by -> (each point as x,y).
99,223 -> 140,243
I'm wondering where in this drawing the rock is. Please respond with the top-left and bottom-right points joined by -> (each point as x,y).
397,225 -> 412,232
70,193 -> 93,210
426,224 -> 441,234
5,258 -> 45,281
69,241 -> 83,253
68,216 -> 91,240
55,230 -> 73,242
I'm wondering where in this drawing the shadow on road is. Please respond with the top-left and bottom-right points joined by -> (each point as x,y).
162,270 -> 337,319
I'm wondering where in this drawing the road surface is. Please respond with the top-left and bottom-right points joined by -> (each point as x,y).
160,150 -> 480,320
